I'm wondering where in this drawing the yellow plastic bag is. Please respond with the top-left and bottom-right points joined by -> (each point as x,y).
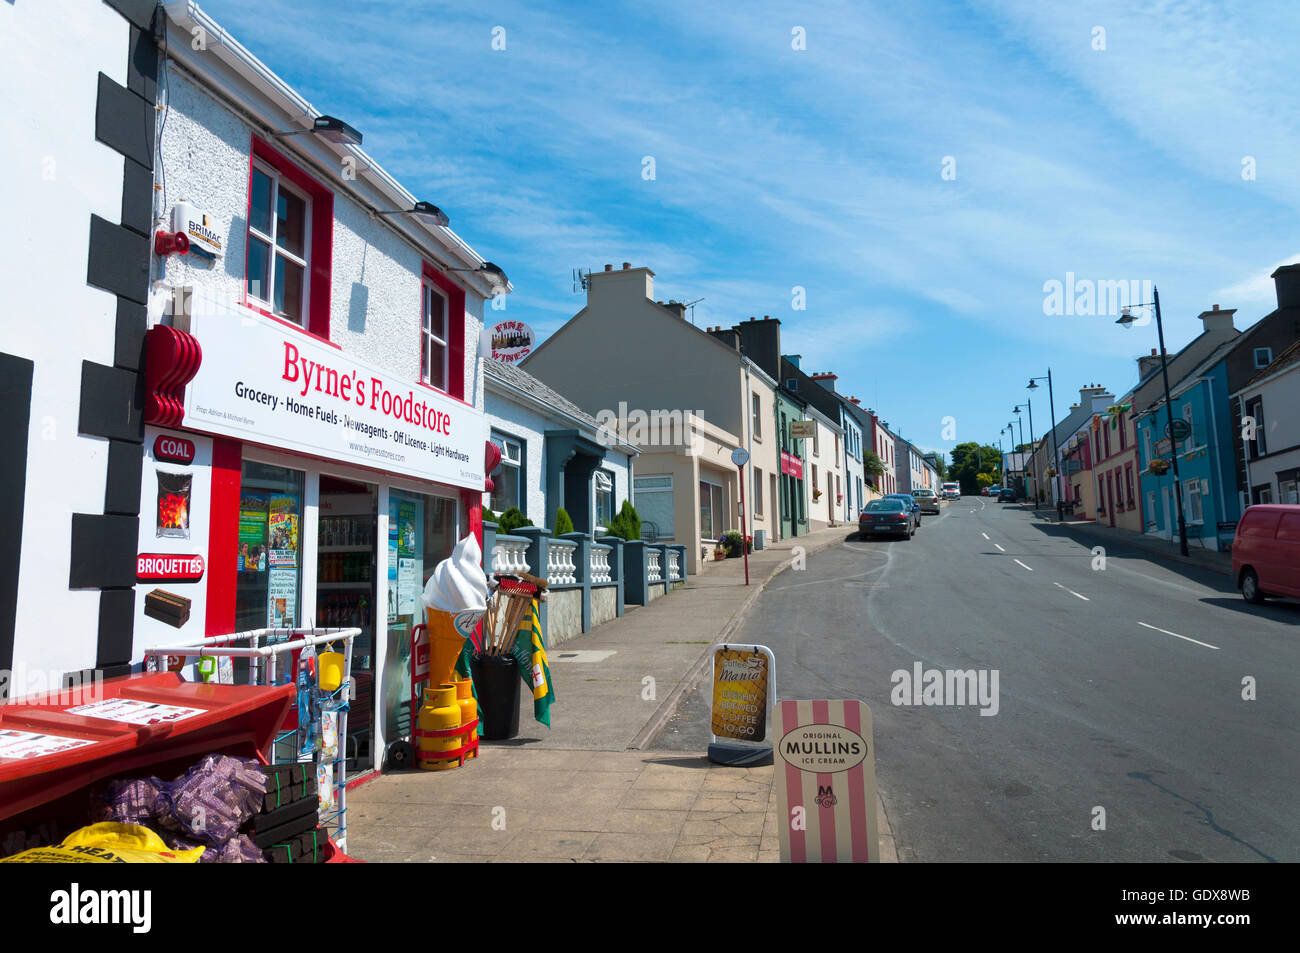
0,822 -> 204,863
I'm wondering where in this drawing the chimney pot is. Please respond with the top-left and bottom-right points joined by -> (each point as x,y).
604,264 -> 612,272
1212,304 -> 1219,310
622,262 -> 630,270
763,315 -> 770,320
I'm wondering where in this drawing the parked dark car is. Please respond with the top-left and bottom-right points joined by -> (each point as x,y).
883,493 -> 922,527
1232,504 -> 1300,604
998,488 -> 1016,502
860,498 -> 917,539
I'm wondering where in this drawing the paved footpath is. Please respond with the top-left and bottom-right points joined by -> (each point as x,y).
347,525 -> 900,863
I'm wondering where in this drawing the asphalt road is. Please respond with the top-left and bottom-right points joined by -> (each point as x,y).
653,498 -> 1300,862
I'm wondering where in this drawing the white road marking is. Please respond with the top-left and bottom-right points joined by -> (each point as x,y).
981,532 -> 989,540
1013,559 -> 1034,571
994,543 -> 1006,552
1137,621 -> 1220,650
1053,581 -> 1089,601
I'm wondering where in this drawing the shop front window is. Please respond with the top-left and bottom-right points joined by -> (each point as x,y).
384,490 -> 457,747
316,476 -> 378,774
235,461 -> 305,634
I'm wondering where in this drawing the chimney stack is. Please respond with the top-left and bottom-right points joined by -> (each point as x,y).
810,372 -> 838,392
1198,303 -> 1236,334
662,300 -> 687,320
1272,263 -> 1300,310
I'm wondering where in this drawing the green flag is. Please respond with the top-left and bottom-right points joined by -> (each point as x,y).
509,599 -> 555,727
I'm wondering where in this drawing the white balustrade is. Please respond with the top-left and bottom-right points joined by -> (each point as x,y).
590,545 -> 612,583
666,549 -> 681,581
547,541 -> 578,584
493,537 -> 531,575
647,548 -> 662,583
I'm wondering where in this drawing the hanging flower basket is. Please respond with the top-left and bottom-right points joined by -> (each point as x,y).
1148,459 -> 1170,475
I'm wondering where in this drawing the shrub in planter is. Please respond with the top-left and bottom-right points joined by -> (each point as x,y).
496,507 -> 533,534
606,501 -> 642,541
554,507 -> 574,536
721,530 -> 753,557
482,506 -> 498,526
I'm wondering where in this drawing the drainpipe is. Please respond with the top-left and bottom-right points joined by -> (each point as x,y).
1202,377 -> 1229,524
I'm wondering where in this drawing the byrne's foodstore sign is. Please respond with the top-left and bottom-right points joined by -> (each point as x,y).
181,290 -> 485,491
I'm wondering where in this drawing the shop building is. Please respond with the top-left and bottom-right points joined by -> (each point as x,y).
0,2 -> 511,781
1,0 -> 163,691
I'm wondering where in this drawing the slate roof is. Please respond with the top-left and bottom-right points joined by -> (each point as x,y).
484,359 -> 605,434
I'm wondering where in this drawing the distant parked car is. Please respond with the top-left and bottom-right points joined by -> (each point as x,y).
912,487 -> 941,514
1232,504 -> 1300,604
998,487 -> 1016,502
883,493 -> 922,527
860,498 -> 917,539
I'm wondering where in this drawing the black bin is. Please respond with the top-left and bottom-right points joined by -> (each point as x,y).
470,653 -> 521,740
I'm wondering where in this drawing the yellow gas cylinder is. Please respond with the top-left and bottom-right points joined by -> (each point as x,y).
451,677 -> 478,759
416,685 -> 461,771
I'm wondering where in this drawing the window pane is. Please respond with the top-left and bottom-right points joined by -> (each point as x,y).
250,168 -> 273,234
699,481 -> 713,539
425,285 -> 447,340
636,486 -> 674,539
275,254 -> 305,324
490,462 -> 520,513
247,235 -> 271,303
277,186 -> 307,257
425,338 -> 446,390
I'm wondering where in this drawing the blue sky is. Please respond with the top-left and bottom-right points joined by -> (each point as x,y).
202,0 -> 1300,460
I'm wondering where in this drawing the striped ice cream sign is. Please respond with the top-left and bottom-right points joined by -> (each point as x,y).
774,699 -> 879,863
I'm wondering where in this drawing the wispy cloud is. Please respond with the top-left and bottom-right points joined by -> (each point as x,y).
197,0 -> 1299,442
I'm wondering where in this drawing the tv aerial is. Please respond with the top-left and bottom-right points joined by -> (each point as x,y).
571,267 -> 591,293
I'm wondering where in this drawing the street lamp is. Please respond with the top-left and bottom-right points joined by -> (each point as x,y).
1028,371 -> 1061,521
1019,398 -> 1038,503
1116,286 -> 1189,556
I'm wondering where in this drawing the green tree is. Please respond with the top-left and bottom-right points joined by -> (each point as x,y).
554,507 -> 574,536
496,507 -> 533,534
605,501 -> 642,541
863,449 -> 886,487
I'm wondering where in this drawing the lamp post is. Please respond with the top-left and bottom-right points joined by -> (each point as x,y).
1116,286 -> 1189,556
1028,371 -> 1060,521
1021,396 -> 1037,502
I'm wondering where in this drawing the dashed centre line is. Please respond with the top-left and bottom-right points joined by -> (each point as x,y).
981,532 -> 990,540
1137,621 -> 1220,650
994,543 -> 1006,552
1013,559 -> 1034,571
1054,581 -> 1089,601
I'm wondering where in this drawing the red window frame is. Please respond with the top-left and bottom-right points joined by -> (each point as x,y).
419,262 -> 466,402
245,135 -> 335,343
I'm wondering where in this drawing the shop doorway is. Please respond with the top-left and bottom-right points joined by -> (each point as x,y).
316,475 -> 377,776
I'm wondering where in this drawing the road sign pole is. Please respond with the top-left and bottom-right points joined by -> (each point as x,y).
731,447 -> 752,585
738,462 -> 750,586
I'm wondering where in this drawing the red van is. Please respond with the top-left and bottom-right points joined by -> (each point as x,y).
1232,504 -> 1300,603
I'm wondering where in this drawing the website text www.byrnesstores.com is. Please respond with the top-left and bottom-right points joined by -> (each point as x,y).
230,341 -> 469,462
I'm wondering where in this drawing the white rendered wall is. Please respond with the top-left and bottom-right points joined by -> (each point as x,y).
156,70 -> 485,404
0,0 -> 130,677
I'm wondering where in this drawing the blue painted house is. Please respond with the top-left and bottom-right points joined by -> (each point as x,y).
1133,338 -> 1241,550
